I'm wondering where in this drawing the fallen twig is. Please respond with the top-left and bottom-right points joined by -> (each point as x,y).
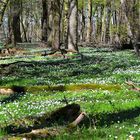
68,112 -> 86,128
125,81 -> 140,92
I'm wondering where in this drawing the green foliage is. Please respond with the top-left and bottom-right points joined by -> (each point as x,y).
0,42 -> 3,48
78,0 -> 84,10
93,0 -> 106,5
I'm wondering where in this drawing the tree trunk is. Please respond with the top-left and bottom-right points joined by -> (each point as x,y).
96,5 -> 104,43
41,0 -> 48,42
101,6 -> 107,43
111,0 -> 121,49
67,0 -> 79,52
0,0 -> 9,27
86,0 -> 93,42
52,0 -> 60,50
105,0 -> 111,44
131,0 -> 140,56
10,0 -> 22,45
81,0 -> 85,42
47,1 -> 60,50
120,0 -> 139,55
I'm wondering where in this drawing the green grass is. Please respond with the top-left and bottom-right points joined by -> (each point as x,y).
54,117 -> 140,140
1,48 -> 140,87
0,47 -> 140,139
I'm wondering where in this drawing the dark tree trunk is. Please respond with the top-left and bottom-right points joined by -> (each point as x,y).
105,1 -> 111,44
41,0 -> 48,42
10,0 -> 22,44
81,0 -> 85,42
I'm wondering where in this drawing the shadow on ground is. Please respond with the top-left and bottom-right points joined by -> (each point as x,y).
82,106 -> 140,127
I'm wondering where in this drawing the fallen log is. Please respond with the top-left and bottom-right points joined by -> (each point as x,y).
41,103 -> 81,124
18,128 -> 59,139
3,103 -> 80,134
0,83 -> 121,95
16,111 -> 85,139
0,86 -> 25,95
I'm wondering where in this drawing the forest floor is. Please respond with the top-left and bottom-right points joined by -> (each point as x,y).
0,45 -> 140,139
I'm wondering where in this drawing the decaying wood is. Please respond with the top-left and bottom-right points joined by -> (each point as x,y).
3,103 -> 81,134
68,112 -> 86,128
0,86 -> 25,95
46,103 -> 80,123
0,88 -> 14,95
126,81 -> 140,92
18,112 -> 86,139
18,128 -> 59,139
41,48 -> 74,58
0,47 -> 25,57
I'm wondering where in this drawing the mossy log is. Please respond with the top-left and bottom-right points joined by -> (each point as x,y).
0,83 -> 121,95
27,83 -> 121,92
3,104 -> 80,134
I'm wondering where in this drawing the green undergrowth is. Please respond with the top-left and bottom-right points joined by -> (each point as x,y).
0,89 -> 140,139
1,48 -> 140,86
54,116 -> 140,140
0,47 -> 140,139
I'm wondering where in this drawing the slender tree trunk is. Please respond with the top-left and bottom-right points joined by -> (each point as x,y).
101,6 -> 107,43
53,0 -> 61,50
41,0 -> 48,42
96,5 -> 104,42
60,0 -> 65,44
81,0 -> 85,42
20,1 -> 27,42
111,0 -> 121,49
105,0 -> 111,44
86,0 -> 92,42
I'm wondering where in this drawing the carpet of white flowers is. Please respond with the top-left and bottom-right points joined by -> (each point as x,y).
0,47 -> 140,139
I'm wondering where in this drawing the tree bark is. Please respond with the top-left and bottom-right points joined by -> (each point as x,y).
67,0 -> 79,52
80,0 -> 85,42
120,0 -> 139,55
96,5 -> 104,43
41,0 -> 48,42
10,0 -> 22,45
0,0 -> 9,26
105,0 -> 111,44
86,0 -> 93,42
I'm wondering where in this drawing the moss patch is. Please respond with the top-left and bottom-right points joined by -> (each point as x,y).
0,83 -> 121,95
